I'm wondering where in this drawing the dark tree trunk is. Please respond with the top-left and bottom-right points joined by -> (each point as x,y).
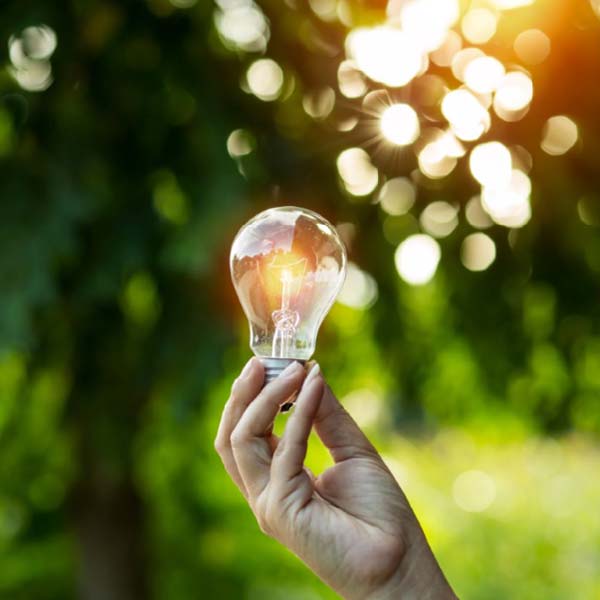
72,466 -> 148,600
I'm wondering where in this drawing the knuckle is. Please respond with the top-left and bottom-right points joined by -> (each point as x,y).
214,436 -> 227,455
227,388 -> 240,406
255,513 -> 273,537
252,497 -> 275,537
273,438 -> 286,457
229,428 -> 246,448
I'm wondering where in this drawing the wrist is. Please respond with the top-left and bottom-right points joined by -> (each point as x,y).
364,540 -> 457,600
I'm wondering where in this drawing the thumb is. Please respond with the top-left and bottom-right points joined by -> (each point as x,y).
313,382 -> 378,463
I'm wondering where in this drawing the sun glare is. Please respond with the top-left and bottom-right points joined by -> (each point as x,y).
398,0 -> 460,52
380,104 -> 420,146
346,26 -> 423,88
220,0 -> 562,237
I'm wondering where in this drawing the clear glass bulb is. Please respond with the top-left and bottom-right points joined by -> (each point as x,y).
230,206 -> 347,382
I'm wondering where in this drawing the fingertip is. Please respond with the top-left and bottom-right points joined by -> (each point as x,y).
240,357 -> 259,378
296,373 -> 324,414
264,361 -> 305,394
280,360 -> 305,380
303,362 -> 321,388
230,358 -> 264,404
248,358 -> 265,385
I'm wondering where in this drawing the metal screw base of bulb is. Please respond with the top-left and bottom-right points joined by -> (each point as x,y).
259,357 -> 306,413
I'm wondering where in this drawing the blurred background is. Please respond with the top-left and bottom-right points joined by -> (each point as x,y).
1,0 -> 600,598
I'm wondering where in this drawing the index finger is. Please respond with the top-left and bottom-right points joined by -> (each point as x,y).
214,358 -> 265,497
230,361 -> 306,500
313,384 -> 378,463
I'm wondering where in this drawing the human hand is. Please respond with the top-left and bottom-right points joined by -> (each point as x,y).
215,359 -> 457,600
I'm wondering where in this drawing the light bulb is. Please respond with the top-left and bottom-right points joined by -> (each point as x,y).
230,206 -> 347,386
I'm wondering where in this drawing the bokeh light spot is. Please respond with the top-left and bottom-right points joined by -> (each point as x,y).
303,87 -> 336,120
378,178 -> 416,216
246,58 -> 284,102
215,2 -> 269,53
494,71 -> 533,113
337,60 -> 368,99
514,29 -> 551,65
465,196 -> 493,229
418,140 -> 458,179
442,89 -> 490,141
418,142 -> 457,179
451,47 -> 485,82
227,129 -> 254,158
395,234 -> 441,285
490,0 -> 534,8
453,470 -> 497,512
420,201 -> 458,238
20,25 -> 57,59
470,142 -> 512,188
342,389 -> 384,428
430,30 -> 463,67
337,148 -> 378,196
398,0 -> 460,52
8,25 -> 57,92
169,0 -> 198,7
336,262 -> 378,310
461,233 -> 497,271
309,0 -> 337,22
346,26 -> 422,88
482,169 -> 532,228
464,56 -> 505,94
461,8 -> 498,45
380,104 -> 420,146
152,170 -> 189,226
541,116 -> 578,156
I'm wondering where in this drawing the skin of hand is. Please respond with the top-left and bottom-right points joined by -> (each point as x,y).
214,358 -> 458,600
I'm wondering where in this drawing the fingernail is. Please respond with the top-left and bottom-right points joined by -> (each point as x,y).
304,363 -> 321,385
281,361 -> 303,378
240,357 -> 256,378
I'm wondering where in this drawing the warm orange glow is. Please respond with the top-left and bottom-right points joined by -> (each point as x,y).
514,29 -> 551,65
489,0 -> 534,8
260,251 -> 308,305
431,30 -> 462,67
461,8 -> 498,45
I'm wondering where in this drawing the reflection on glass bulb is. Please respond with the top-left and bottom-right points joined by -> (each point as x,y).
230,206 -> 347,384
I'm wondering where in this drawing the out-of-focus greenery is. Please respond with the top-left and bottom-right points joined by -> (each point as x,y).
0,1 -> 600,599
